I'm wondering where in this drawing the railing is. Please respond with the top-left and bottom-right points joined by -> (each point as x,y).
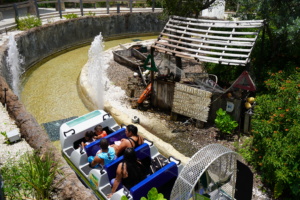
0,0 -> 157,20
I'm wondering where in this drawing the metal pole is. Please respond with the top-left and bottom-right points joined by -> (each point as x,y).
129,0 -> 132,13
106,0 -> 109,14
79,0 -> 84,16
152,0 -> 155,12
117,3 -> 120,13
57,0 -> 62,19
34,0 -> 40,18
13,3 -> 19,22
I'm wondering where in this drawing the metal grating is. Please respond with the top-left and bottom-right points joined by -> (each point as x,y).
152,15 -> 265,66
170,144 -> 238,200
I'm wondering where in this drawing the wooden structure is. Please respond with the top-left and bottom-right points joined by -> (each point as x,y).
150,15 -> 264,123
151,15 -> 265,66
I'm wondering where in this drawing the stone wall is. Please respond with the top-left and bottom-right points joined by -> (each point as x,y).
0,12 -> 166,86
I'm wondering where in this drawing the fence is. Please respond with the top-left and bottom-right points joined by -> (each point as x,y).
0,0 -> 157,20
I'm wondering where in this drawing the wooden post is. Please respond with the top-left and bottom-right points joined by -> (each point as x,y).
152,0 -> 155,12
106,0 -> 110,14
34,0 -> 40,18
129,0 -> 132,13
79,0 -> 84,16
56,0 -> 65,12
175,56 -> 182,81
150,47 -> 155,104
117,3 -> 120,13
28,0 -> 37,15
57,0 -> 62,18
13,3 -> 19,22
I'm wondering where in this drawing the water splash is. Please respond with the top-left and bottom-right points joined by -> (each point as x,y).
87,33 -> 106,109
6,34 -> 23,97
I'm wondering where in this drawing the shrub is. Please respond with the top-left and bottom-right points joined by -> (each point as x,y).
121,187 -> 166,200
214,108 -> 238,136
16,15 -> 42,30
0,151 -> 62,199
250,67 -> 300,198
86,11 -> 96,16
64,13 -> 78,19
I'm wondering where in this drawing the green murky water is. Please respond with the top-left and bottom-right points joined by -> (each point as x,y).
21,36 -> 157,124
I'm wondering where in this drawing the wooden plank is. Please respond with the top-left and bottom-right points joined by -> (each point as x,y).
160,32 -> 254,47
161,37 -> 251,53
164,27 -> 256,42
155,40 -> 249,58
152,45 -> 247,65
172,83 -> 212,122
172,15 -> 264,26
166,23 -> 258,36
170,19 -> 263,29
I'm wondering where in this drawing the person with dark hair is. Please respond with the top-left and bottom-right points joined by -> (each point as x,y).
89,138 -> 116,168
107,148 -> 146,198
81,131 -> 95,147
111,124 -> 144,156
94,125 -> 107,139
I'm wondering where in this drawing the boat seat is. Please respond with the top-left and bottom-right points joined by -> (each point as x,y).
130,162 -> 178,200
85,128 -> 126,157
105,143 -> 151,182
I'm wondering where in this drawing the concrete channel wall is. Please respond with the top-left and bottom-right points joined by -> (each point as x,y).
0,12 -> 165,84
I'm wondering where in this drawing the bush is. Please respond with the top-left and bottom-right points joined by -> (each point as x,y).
214,108 -> 238,136
250,67 -> 300,198
16,15 -> 42,30
63,13 -> 78,19
121,187 -> 166,200
0,151 -> 62,199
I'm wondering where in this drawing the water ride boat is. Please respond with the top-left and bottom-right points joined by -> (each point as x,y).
60,110 -> 183,200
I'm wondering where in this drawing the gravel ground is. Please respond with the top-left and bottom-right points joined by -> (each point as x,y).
0,104 -> 33,167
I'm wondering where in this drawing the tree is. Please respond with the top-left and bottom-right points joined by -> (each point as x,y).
235,0 -> 300,86
157,0 -> 222,18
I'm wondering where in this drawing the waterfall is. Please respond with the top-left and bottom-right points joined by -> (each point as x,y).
87,33 -> 105,109
6,34 -> 23,98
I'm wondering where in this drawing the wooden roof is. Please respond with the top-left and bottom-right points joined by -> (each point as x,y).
152,15 -> 265,66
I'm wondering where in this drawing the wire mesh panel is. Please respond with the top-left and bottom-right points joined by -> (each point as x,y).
170,144 -> 238,200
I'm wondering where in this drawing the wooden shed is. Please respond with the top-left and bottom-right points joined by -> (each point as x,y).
150,15 -> 265,124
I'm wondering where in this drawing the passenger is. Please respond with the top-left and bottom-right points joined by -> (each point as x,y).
81,131 -> 95,147
94,125 -> 107,139
107,148 -> 146,198
111,124 -> 143,157
89,138 -> 116,168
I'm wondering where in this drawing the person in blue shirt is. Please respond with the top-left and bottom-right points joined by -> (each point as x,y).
89,138 -> 116,167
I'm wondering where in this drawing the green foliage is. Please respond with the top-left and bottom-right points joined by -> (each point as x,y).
16,15 -> 42,31
141,187 -> 166,200
63,13 -> 79,19
234,136 -> 253,163
86,11 -> 96,16
0,151 -> 62,200
121,187 -> 166,200
214,108 -> 238,135
235,0 -> 300,87
250,67 -> 300,198
0,131 -> 11,144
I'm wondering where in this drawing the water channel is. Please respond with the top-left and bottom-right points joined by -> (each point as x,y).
21,35 -> 157,125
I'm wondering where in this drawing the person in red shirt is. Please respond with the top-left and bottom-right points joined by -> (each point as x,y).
94,125 -> 107,139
